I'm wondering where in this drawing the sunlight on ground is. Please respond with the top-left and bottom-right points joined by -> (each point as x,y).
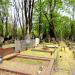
1,41 -> 75,75
21,50 -> 51,58
53,41 -> 74,75
2,44 -> 15,48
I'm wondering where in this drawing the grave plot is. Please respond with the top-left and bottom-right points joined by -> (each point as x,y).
0,43 -> 58,75
10,57 -> 50,66
0,55 -> 54,75
31,46 -> 57,56
20,50 -> 51,58
20,44 -> 58,57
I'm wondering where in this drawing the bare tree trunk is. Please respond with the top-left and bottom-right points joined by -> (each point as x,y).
5,16 -> 8,37
49,13 -> 55,38
0,17 -> 4,36
13,15 -> 17,39
29,0 -> 34,33
43,0 -> 56,40
24,0 -> 34,34
22,0 -> 25,38
14,0 -> 23,31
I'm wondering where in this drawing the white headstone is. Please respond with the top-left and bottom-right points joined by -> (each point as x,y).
35,38 -> 40,47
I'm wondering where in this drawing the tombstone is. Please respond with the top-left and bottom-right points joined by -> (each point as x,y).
31,38 -> 35,48
35,38 -> 40,47
25,34 -> 31,49
21,40 -> 26,50
15,39 -> 21,52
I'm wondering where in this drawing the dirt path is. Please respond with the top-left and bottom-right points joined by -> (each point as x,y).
53,42 -> 74,75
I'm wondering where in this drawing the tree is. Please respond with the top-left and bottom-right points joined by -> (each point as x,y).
24,0 -> 34,34
0,0 -> 10,37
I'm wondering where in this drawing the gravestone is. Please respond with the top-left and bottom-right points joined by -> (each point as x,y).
21,40 -> 26,50
35,38 -> 40,47
15,39 -> 21,52
31,38 -> 35,48
25,34 -> 31,49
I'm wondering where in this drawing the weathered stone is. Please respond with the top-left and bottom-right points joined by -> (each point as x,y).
20,40 -> 26,50
15,39 -> 21,52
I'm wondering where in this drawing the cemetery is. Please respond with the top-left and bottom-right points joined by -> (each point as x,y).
0,0 -> 75,75
0,40 -> 56,75
0,37 -> 75,75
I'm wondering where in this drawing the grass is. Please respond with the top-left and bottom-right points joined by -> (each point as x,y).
10,57 -> 49,65
2,44 -> 15,48
21,50 -> 51,58
2,42 -> 75,75
52,41 -> 74,75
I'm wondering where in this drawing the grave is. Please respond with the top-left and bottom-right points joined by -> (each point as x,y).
20,40 -> 26,50
15,39 -> 21,52
25,34 -> 31,49
35,38 -> 40,47
0,56 -> 54,75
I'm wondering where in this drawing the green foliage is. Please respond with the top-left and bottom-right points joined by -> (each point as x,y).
33,24 -> 39,38
54,14 -> 71,38
0,0 -> 75,41
0,23 -> 3,35
17,27 -> 23,39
